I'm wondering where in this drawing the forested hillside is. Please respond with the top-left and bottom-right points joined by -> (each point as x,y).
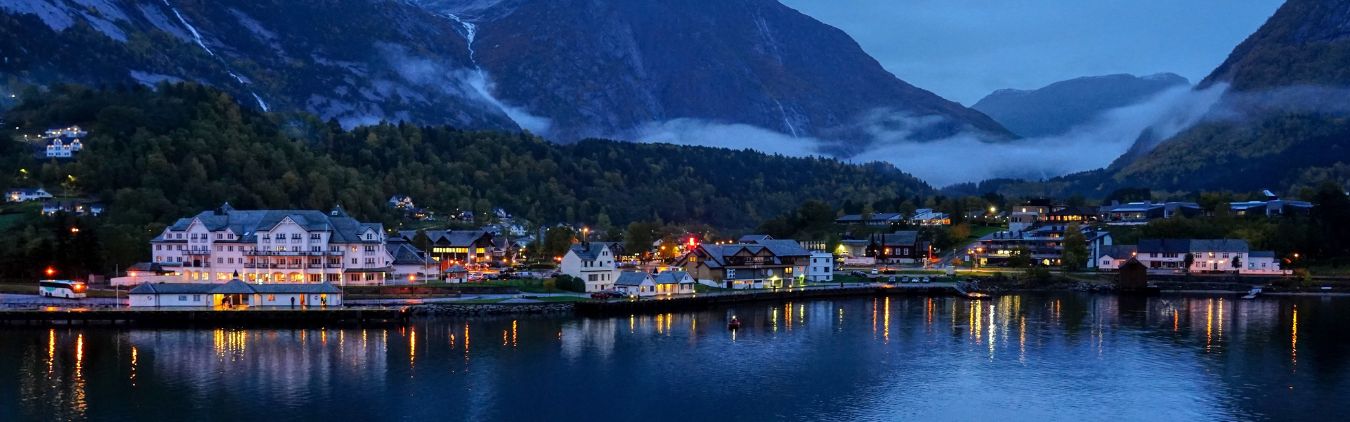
0,83 -> 931,277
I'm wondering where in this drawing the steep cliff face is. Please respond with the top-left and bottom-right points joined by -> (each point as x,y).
0,0 -> 519,129
440,0 -> 1011,143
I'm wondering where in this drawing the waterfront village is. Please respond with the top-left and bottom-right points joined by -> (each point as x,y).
4,181 -> 1322,310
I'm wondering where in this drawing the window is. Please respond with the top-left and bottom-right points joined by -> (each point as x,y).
178,295 -> 187,301
291,234 -> 301,240
155,245 -> 162,251
262,234 -> 270,240
193,295 -> 201,301
311,233 -> 321,240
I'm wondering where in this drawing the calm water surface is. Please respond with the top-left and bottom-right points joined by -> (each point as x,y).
2,294 -> 1347,421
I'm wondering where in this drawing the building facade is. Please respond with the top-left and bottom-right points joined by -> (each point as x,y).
560,243 -> 618,292
807,251 -> 834,282
150,204 -> 393,286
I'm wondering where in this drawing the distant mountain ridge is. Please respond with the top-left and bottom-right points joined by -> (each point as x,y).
972,73 -> 1189,138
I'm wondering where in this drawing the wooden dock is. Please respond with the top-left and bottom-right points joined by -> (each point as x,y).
0,307 -> 410,327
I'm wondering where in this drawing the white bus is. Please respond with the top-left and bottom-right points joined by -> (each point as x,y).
38,279 -> 87,299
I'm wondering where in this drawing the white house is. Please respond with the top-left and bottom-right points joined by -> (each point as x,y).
1136,239 -> 1249,273
149,203 -> 393,286
614,271 -> 656,297
560,243 -> 617,292
45,137 -> 82,158
1243,251 -> 1285,274
1096,245 -> 1138,270
129,278 -> 343,308
806,251 -> 834,282
6,188 -> 51,202
653,270 -> 696,295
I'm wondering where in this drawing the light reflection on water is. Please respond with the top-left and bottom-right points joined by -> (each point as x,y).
2,294 -> 1348,421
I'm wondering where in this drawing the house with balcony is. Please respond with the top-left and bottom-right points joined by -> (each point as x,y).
561,242 -> 618,292
149,203 -> 392,286
677,238 -> 810,289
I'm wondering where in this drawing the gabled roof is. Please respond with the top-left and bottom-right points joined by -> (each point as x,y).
129,280 -> 341,295
615,271 -> 653,286
1138,239 -> 1191,255
738,234 -> 772,243
1189,239 -> 1249,253
1099,245 -> 1137,259
654,271 -> 693,284
163,205 -> 382,243
1138,239 -> 1250,254
386,243 -> 426,265
568,243 -> 609,261
876,231 -> 919,247
128,283 -> 216,295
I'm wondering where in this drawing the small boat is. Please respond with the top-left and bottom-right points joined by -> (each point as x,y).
728,316 -> 742,330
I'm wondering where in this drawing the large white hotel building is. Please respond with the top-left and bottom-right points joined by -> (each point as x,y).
150,204 -> 394,285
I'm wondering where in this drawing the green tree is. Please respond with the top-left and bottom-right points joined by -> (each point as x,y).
1060,223 -> 1088,271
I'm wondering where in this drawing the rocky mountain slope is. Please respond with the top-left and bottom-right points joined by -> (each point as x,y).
1107,0 -> 1350,193
0,0 -> 1011,145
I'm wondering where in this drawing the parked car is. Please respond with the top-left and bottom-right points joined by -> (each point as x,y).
869,268 -> 879,276
850,270 -> 866,277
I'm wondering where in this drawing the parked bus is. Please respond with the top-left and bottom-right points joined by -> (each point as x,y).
38,279 -> 87,299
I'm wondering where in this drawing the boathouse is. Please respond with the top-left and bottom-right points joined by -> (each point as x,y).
130,278 -> 343,308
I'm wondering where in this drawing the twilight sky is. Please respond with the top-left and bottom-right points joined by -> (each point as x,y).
779,0 -> 1284,105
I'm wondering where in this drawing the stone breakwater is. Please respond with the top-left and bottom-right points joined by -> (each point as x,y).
408,303 -> 575,317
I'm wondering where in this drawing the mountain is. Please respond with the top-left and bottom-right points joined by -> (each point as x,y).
0,0 -> 518,130
414,0 -> 1010,143
1105,0 -> 1350,193
972,73 -> 1189,138
0,0 -> 1010,145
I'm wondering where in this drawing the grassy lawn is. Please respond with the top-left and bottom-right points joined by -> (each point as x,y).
968,224 -> 1003,240
523,295 -> 590,303
454,298 -> 508,304
694,283 -> 728,293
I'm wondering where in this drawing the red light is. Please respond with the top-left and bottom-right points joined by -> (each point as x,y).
44,267 -> 55,277
72,283 -> 86,292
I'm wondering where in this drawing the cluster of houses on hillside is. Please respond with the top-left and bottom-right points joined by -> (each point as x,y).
34,126 -> 87,159
5,187 -> 105,217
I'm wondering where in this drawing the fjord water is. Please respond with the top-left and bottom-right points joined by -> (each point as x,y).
3,294 -> 1346,421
